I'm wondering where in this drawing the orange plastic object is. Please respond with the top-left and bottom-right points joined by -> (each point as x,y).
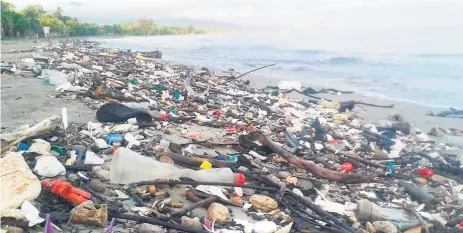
94,87 -> 103,96
417,168 -> 435,178
341,162 -> 354,173
42,179 -> 91,205
185,132 -> 201,139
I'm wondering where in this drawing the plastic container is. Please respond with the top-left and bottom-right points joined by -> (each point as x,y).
110,147 -> 241,184
106,134 -> 123,147
42,179 -> 91,205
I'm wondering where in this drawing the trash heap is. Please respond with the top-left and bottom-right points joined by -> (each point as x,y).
1,39 -> 463,233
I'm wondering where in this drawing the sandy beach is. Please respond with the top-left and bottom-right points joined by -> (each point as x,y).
1,39 -> 462,133
1,39 -> 94,131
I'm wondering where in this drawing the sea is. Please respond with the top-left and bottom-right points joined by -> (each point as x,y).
94,29 -> 463,109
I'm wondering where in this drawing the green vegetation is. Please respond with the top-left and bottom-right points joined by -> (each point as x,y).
1,1 -> 205,38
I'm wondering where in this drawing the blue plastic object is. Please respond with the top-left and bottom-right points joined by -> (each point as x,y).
106,134 -> 123,146
229,156 -> 238,162
386,162 -> 396,175
17,142 -> 29,151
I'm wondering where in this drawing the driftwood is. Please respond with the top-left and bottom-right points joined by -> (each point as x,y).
247,132 -> 377,183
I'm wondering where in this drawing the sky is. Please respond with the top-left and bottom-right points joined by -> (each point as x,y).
11,0 -> 463,30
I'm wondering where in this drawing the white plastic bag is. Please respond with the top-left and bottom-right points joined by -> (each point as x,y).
42,69 -> 71,86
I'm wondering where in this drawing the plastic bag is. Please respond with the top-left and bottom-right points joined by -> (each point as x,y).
42,69 -> 71,86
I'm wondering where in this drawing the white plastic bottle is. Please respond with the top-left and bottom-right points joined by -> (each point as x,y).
110,147 -> 238,184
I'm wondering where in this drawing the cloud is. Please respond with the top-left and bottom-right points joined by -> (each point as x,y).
67,1 -> 85,6
11,0 -> 463,29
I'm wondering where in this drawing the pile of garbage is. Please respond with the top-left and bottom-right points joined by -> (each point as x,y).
1,39 -> 463,233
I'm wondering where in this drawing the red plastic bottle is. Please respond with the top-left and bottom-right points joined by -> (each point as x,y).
417,168 -> 435,178
42,179 -> 91,205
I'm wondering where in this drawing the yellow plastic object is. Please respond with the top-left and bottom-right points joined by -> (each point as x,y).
333,114 -> 348,122
99,52 -> 109,56
136,54 -> 145,60
285,176 -> 298,185
319,100 -> 340,109
200,161 -> 213,170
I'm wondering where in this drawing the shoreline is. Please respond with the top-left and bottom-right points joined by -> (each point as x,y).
1,37 -> 463,233
2,39 -> 462,133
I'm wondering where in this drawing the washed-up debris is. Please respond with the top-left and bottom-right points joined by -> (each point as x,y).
1,39 -> 463,233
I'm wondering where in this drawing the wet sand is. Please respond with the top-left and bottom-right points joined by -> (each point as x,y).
1,39 -> 94,131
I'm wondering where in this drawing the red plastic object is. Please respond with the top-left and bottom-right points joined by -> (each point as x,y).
328,139 -> 341,144
341,162 -> 354,173
417,168 -> 435,178
225,127 -> 237,133
459,222 -> 463,228
234,173 -> 246,185
213,110 -> 221,118
42,179 -> 91,205
160,113 -> 168,119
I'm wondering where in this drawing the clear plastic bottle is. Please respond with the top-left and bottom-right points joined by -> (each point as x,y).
354,199 -> 417,227
110,147 -> 239,184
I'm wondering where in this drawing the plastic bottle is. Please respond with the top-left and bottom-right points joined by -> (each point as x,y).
42,179 -> 91,205
110,147 -> 244,184
354,199 -> 417,227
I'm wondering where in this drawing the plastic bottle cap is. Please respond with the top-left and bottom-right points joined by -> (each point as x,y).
200,161 -> 212,170
417,168 -> 434,178
341,162 -> 354,173
234,173 -> 246,185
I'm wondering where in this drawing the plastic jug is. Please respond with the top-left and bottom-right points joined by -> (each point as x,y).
110,148 -> 241,184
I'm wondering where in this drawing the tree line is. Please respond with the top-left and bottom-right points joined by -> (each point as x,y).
1,1 -> 205,38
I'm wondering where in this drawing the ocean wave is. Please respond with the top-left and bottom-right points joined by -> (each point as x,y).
416,53 -> 463,58
292,49 -> 324,55
315,57 -> 363,65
